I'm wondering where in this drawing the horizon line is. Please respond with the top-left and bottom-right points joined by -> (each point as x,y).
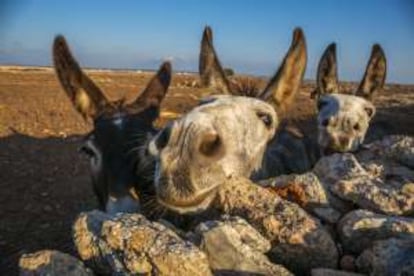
0,63 -> 412,86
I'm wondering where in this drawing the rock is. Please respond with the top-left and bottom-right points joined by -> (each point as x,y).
314,150 -> 414,216
73,210 -> 211,275
311,268 -> 364,276
356,237 -> 414,276
356,135 -> 414,183
19,250 -> 93,276
361,135 -> 414,169
339,255 -> 356,272
215,176 -> 338,274
313,153 -> 369,185
337,209 -> 414,254
331,175 -> 414,215
194,216 -> 292,275
259,172 -> 342,223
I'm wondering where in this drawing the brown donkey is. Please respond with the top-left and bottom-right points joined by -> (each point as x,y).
53,36 -> 171,214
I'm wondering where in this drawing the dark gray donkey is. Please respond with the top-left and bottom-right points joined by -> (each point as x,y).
53,36 -> 171,214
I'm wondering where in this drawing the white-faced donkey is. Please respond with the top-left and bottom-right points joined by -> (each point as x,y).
148,27 -> 307,214
53,36 -> 171,214
199,26 -> 318,179
312,43 -> 387,155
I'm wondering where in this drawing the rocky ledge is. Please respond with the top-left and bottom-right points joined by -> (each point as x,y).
19,135 -> 414,275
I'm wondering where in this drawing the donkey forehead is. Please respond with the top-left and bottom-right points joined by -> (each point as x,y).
93,113 -> 153,144
173,96 -> 278,144
197,95 -> 276,116
319,94 -> 373,118
172,96 -> 277,133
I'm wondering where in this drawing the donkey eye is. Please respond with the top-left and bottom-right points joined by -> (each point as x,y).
317,100 -> 328,111
353,123 -> 361,131
257,112 -> 273,128
321,119 -> 330,127
79,145 -> 97,158
155,125 -> 171,150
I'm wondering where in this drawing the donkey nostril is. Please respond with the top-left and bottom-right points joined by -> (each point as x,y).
339,136 -> 349,147
199,132 -> 223,158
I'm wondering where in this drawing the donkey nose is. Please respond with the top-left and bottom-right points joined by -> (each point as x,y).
106,195 -> 140,214
338,136 -> 350,148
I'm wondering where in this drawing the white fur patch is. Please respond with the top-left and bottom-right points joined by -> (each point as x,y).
86,139 -> 102,175
111,114 -> 124,129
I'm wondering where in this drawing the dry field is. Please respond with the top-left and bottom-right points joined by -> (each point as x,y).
0,66 -> 413,273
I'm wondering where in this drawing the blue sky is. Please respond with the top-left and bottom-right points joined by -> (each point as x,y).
1,0 -> 413,83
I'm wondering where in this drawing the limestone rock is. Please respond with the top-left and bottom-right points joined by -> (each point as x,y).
339,255 -> 356,272
259,172 -> 342,223
311,268 -> 364,276
19,250 -> 93,276
194,216 -> 292,275
331,175 -> 414,216
215,176 -> 338,274
356,136 -> 414,185
313,153 -> 369,185
337,209 -> 414,254
73,210 -> 211,276
314,150 -> 413,216
359,135 -> 414,169
356,237 -> 414,276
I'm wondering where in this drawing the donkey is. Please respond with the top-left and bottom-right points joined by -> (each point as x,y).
53,35 -> 171,214
312,43 -> 387,154
147,28 -> 307,214
198,27 -> 387,178
199,26 -> 318,179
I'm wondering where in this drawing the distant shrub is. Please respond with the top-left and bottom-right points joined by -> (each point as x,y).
224,68 -> 235,77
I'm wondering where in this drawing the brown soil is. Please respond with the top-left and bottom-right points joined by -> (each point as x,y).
0,66 -> 413,274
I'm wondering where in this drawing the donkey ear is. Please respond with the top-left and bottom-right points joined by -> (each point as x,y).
199,26 -> 232,94
53,35 -> 109,119
129,61 -> 172,119
259,28 -> 307,112
313,43 -> 339,99
356,44 -> 386,101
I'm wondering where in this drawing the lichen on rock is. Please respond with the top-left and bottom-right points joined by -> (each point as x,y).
73,210 -> 212,275
214,176 -> 338,274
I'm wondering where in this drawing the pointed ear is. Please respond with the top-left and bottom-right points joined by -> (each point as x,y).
356,44 -> 386,101
259,28 -> 307,112
129,61 -> 172,120
199,26 -> 232,94
312,43 -> 339,99
53,35 -> 109,119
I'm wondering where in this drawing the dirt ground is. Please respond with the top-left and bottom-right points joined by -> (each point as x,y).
0,66 -> 413,274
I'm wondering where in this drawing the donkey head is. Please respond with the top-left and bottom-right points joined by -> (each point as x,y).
53,36 -> 171,214
148,27 -> 307,214
312,43 -> 386,154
